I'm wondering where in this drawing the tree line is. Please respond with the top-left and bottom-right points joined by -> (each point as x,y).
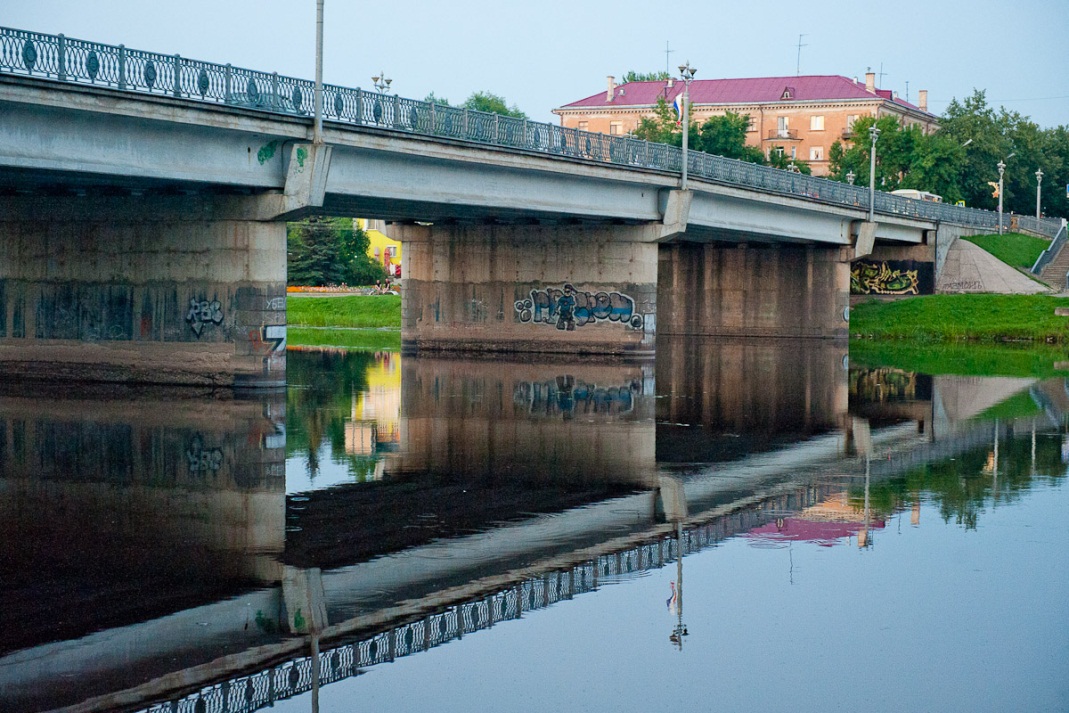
626,81 -> 1066,218
287,217 -> 387,287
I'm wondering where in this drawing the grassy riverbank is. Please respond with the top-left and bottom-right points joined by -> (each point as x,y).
850,294 -> 1069,343
963,232 -> 1050,271
288,295 -> 401,349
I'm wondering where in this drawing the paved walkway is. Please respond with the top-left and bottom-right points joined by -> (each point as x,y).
936,239 -> 1050,294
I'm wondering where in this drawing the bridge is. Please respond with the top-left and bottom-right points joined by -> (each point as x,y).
1,27 -> 1064,386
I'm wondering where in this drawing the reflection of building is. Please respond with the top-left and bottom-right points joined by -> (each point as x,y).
746,491 -> 885,547
361,219 -> 402,279
553,72 -> 937,176
345,352 -> 401,460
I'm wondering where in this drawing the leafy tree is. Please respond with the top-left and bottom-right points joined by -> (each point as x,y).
621,70 -> 670,83
461,91 -> 527,119
287,217 -> 386,287
695,112 -> 765,163
424,91 -> 450,106
632,97 -> 679,145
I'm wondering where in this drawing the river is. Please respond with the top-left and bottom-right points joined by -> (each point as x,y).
1,338 -> 1066,712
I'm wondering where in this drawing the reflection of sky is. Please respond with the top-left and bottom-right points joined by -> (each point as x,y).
266,481 -> 1069,713
286,445 -> 362,494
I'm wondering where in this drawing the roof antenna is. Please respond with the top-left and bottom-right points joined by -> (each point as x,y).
796,34 -> 807,75
665,40 -> 675,78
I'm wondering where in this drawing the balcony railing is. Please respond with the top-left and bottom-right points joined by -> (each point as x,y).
765,129 -> 799,141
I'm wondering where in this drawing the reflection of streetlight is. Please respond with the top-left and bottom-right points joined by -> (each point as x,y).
669,522 -> 689,649
1036,168 -> 1044,219
846,170 -> 856,185
677,61 -> 697,190
372,72 -> 392,93
859,454 -> 872,548
868,125 -> 880,222
998,153 -> 1015,234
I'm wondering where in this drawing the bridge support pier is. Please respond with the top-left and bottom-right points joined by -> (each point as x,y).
0,196 -> 287,387
657,242 -> 851,339
396,223 -> 659,357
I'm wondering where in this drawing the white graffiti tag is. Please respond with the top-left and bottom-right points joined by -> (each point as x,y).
186,298 -> 224,337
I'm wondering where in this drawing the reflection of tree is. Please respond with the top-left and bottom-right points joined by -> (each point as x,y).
853,428 -> 1065,530
286,350 -> 378,479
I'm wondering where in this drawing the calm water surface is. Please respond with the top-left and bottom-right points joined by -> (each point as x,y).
1,338 -> 1067,712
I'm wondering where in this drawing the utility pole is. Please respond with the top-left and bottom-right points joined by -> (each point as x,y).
313,0 -> 324,145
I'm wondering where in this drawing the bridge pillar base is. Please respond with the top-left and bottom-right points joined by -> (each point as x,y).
396,223 -> 659,357
0,197 -> 287,387
658,242 -> 851,339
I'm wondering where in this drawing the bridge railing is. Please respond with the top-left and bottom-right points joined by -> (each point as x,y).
2,25 -> 1064,235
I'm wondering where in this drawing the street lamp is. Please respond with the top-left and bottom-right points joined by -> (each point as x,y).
846,170 -> 856,185
1036,168 -> 1044,219
997,152 -> 1015,234
677,61 -> 697,190
313,0 -> 324,145
372,72 -> 392,93
868,125 -> 880,222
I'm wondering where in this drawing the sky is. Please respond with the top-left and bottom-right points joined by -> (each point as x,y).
3,0 -> 1067,128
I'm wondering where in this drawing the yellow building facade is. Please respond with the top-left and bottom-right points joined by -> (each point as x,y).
360,218 -> 402,280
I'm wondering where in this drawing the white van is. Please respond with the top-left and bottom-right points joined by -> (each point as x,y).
891,189 -> 943,203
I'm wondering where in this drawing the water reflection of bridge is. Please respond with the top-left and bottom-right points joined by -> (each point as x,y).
2,343 -> 1062,712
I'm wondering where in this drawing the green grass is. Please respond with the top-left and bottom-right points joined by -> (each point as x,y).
287,295 -> 401,329
288,327 -> 401,351
977,390 -> 1044,421
849,339 -> 1069,378
962,232 -> 1050,270
850,294 -> 1069,343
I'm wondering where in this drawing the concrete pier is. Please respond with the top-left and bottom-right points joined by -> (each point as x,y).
657,242 -> 851,339
396,223 -> 659,357
0,196 -> 287,387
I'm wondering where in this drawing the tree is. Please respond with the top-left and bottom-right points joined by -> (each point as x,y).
621,70 -> 670,83
461,91 -> 527,119
287,217 -> 386,287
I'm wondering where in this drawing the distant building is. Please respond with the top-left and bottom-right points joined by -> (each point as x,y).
361,218 -> 402,279
553,72 -> 938,176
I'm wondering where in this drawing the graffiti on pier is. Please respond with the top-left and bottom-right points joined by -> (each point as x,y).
851,260 -> 933,295
186,297 -> 224,337
186,434 -> 224,474
515,284 -> 643,330
513,375 -> 642,418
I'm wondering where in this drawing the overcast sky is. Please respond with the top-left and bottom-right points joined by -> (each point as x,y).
4,0 -> 1067,128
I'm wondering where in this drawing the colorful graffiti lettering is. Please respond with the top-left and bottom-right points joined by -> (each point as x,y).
515,284 -> 643,330
851,262 -> 920,295
186,298 -> 224,337
513,376 -> 642,418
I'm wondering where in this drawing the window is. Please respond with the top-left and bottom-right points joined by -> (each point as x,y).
810,115 -> 825,131
577,121 -> 589,131
609,121 -> 622,135
776,116 -> 789,138
746,115 -> 757,132
809,146 -> 824,161
790,146 -> 797,159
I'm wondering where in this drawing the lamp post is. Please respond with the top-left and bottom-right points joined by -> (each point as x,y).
677,61 -> 697,190
1036,168 -> 1044,219
372,72 -> 392,93
998,152 -> 1015,235
868,125 -> 880,222
846,170 -> 856,185
313,0 -> 324,145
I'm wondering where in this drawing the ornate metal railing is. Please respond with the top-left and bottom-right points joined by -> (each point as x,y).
136,489 -> 815,713
1,25 -> 1064,236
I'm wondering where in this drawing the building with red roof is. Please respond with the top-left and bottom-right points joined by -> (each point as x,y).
553,72 -> 938,176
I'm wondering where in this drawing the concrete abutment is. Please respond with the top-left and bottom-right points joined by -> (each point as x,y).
0,196 -> 287,387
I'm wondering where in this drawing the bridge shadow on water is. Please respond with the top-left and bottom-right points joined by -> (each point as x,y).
1,340 -> 1066,712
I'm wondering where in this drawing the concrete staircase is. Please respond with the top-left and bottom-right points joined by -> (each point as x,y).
1039,241 -> 1069,289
